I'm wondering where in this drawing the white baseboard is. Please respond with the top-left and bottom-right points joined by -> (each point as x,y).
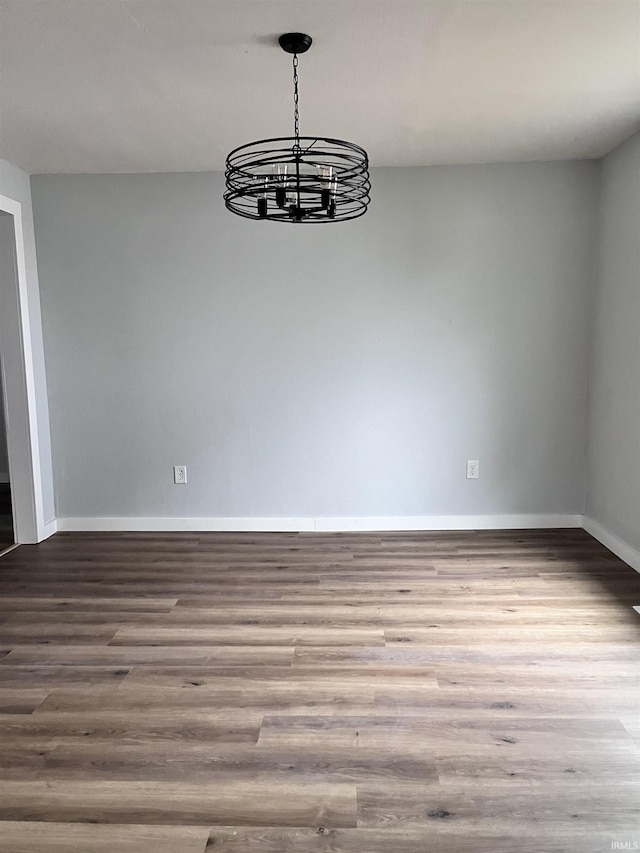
582,516 -> 640,574
313,514 -> 581,532
55,514 -> 582,534
57,517 -> 315,533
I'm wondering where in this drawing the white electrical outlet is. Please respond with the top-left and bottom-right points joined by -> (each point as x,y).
466,460 -> 479,480
173,465 -> 187,484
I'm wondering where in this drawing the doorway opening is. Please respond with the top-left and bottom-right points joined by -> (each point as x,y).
0,364 -> 14,552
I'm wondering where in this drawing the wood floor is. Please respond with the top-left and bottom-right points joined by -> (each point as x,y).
0,529 -> 638,852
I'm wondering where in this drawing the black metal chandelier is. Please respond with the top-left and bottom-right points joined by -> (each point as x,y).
224,33 -> 371,224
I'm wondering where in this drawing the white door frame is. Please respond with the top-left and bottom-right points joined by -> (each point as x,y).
0,193 -> 47,543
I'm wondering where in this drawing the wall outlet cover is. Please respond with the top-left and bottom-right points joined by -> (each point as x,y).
466,460 -> 479,479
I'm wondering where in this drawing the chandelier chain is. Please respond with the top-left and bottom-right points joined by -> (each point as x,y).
292,53 -> 300,152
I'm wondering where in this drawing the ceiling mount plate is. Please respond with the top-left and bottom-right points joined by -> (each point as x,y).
278,33 -> 312,54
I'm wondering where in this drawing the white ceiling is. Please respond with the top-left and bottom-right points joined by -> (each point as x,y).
1,0 -> 639,174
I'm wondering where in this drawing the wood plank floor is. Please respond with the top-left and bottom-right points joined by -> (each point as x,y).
0,528 -> 638,852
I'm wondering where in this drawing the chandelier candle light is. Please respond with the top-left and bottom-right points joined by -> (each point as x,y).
224,33 -> 371,223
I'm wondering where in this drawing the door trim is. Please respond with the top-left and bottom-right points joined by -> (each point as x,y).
0,193 -> 47,543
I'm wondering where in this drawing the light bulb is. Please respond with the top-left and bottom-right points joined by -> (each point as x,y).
273,164 -> 295,208
318,165 -> 334,210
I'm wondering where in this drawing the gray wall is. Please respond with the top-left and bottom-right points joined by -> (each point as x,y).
32,163 -> 598,520
0,159 -> 55,530
585,132 -> 640,552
